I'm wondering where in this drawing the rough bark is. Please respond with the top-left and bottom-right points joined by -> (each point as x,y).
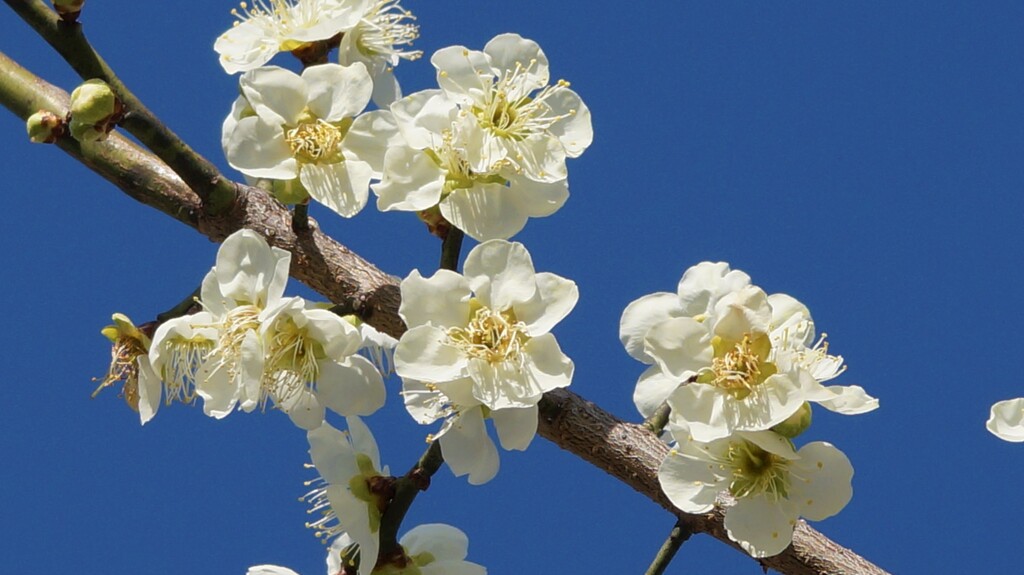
0,50 -> 890,575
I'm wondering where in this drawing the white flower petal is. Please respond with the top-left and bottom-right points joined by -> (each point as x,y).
546,87 -> 592,158
643,317 -> 712,379
225,116 -> 298,179
724,496 -> 799,558
307,422 -> 359,485
346,415 -> 382,471
619,292 -> 685,363
508,175 -> 569,218
712,286 -> 772,341
633,365 -> 682,418
483,34 -> 549,88
463,240 -> 537,310
399,269 -> 471,329
137,355 -> 161,426
246,565 -> 302,575
521,333 -> 573,394
402,379 -> 447,425
468,358 -> 542,409
431,45 -> 493,104
400,523 -> 470,562
390,89 -> 457,150
788,442 -> 854,521
440,183 -> 528,242
394,325 -> 467,383
439,407 -> 500,485
513,272 -> 578,337
988,398 -> 1024,442
302,62 -> 372,121
374,146 -> 445,211
676,261 -> 751,317
280,388 -> 326,430
816,384 -> 879,415
300,160 -> 372,218
490,405 -> 538,451
657,447 -> 723,514
240,66 -> 308,125
317,356 -> 386,417
345,110 -> 400,177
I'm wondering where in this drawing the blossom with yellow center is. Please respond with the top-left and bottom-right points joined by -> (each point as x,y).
430,34 -> 593,183
394,240 -> 577,414
215,0 -> 370,74
222,63 -> 399,218
373,90 -> 570,241
658,429 -> 853,558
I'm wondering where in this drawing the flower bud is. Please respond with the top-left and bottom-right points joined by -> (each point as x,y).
52,0 -> 85,21
771,402 -> 813,438
25,110 -> 65,144
69,79 -> 122,142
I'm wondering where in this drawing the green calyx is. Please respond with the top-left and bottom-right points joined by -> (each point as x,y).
771,402 -> 813,439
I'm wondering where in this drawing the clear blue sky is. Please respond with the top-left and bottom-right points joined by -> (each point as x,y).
1,2 -> 1022,573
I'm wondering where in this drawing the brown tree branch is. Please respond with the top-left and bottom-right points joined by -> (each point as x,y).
0,50 -> 890,575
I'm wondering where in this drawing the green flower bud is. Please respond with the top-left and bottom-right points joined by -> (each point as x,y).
69,79 -> 122,142
771,402 -> 813,439
25,110 -> 65,144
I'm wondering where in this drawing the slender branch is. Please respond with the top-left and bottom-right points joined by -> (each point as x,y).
376,441 -> 444,564
645,519 -> 694,575
4,0 -> 236,213
0,52 -> 890,575
439,227 -> 464,272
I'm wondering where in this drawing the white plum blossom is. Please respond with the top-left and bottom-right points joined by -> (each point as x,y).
620,262 -> 877,441
403,378 -> 536,485
140,312 -> 219,424
304,418 -> 388,575
215,0 -> 370,74
338,0 -> 422,107
258,298 -> 386,429
373,90 -> 569,241
222,64 -> 397,217
659,428 -> 853,558
394,240 -> 577,415
988,398 -> 1024,442
194,229 -> 291,418
431,34 -> 592,183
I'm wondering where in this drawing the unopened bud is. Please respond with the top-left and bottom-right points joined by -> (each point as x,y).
771,402 -> 813,438
69,79 -> 123,142
26,110 -> 66,144
52,0 -> 85,21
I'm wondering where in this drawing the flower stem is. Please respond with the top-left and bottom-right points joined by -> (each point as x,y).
292,201 -> 310,232
155,285 -> 201,324
439,227 -> 464,271
644,519 -> 693,575
376,440 -> 444,565
643,401 -> 672,435
5,0 -> 236,214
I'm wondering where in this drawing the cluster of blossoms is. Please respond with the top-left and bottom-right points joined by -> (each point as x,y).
221,19 -> 592,241
99,229 -> 392,430
620,262 -> 878,557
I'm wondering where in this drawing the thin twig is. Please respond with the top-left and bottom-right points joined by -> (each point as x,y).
4,0 -> 236,213
645,519 -> 694,575
376,441 -> 444,566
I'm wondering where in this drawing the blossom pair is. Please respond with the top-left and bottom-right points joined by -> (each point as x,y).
130,229 -> 389,429
215,0 -> 421,106
374,34 -> 593,242
620,262 -> 878,557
